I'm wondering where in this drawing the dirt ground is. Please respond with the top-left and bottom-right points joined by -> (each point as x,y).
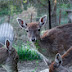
0,60 -> 72,72
0,60 -> 48,72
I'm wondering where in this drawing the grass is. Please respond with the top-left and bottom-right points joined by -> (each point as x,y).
13,43 -> 41,61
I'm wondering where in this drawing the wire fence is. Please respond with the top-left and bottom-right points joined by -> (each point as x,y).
0,0 -> 72,60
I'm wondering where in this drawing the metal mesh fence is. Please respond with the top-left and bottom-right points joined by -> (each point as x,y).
0,0 -> 72,43
0,0 -> 72,60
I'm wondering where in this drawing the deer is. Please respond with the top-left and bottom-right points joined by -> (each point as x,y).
0,23 -> 19,72
40,47 -> 72,72
0,39 -> 19,72
17,15 -> 72,63
49,47 -> 72,72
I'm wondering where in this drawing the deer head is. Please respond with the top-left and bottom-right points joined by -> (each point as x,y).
49,53 -> 68,72
17,15 -> 47,42
1,39 -> 19,72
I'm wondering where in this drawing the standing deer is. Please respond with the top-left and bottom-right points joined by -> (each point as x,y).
49,47 -> 72,72
17,15 -> 72,62
0,39 -> 19,72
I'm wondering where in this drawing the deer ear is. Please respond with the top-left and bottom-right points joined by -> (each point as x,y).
39,15 -> 47,27
55,53 -> 62,66
5,39 -> 10,50
17,18 -> 27,29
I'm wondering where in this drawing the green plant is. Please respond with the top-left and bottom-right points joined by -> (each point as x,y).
13,43 -> 41,61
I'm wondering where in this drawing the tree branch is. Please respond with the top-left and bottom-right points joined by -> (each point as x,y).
37,0 -> 48,8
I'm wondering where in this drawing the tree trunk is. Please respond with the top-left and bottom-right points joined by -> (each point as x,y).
51,0 -> 58,28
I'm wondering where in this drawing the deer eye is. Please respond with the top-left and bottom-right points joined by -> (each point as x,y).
38,29 -> 40,31
26,30 -> 29,32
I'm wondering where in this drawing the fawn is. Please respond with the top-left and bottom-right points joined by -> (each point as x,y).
0,39 -> 19,72
17,15 -> 72,62
49,47 -> 72,72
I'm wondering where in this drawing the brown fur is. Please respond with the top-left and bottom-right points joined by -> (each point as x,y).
62,47 -> 72,66
49,62 -> 55,72
49,47 -> 72,72
22,22 -> 72,61
28,22 -> 39,30
17,17 -> 72,63
0,47 -> 19,72
41,30 -> 48,39
35,23 -> 72,60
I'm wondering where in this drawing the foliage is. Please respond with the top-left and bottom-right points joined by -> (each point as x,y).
0,2 -> 9,16
13,43 -> 41,61
0,0 -> 22,16
28,0 -> 48,17
23,0 -> 27,3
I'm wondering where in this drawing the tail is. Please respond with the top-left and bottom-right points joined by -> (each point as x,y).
0,23 -> 14,47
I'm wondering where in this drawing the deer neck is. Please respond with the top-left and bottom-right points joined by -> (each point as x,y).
32,36 -> 56,61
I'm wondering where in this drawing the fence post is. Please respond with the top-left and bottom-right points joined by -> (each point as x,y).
48,0 -> 51,29
59,9 -> 61,25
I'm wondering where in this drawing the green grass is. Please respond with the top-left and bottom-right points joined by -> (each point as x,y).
13,44 -> 41,61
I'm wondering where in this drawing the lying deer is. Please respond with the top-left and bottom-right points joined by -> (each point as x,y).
0,39 -> 19,72
49,47 -> 72,72
17,15 -> 72,62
